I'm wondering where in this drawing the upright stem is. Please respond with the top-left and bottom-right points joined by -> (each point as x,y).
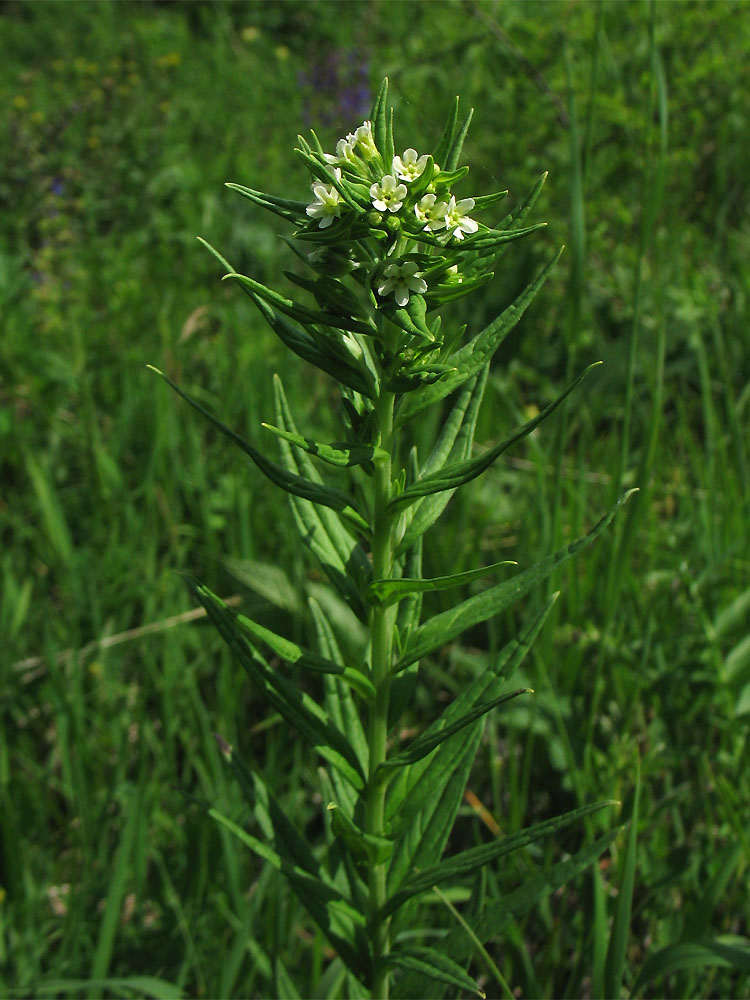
367,382 -> 396,1000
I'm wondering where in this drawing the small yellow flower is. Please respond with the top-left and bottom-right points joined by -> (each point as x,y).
274,45 -> 289,61
12,94 -> 28,110
241,26 -> 260,42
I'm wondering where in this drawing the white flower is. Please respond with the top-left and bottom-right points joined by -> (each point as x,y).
377,261 -> 427,307
354,120 -> 378,159
323,137 -> 357,165
414,193 -> 449,231
370,174 -> 408,213
444,195 -> 478,241
306,168 -> 343,229
392,148 -> 429,182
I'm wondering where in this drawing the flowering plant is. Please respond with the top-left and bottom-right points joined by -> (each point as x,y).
152,79 -> 631,999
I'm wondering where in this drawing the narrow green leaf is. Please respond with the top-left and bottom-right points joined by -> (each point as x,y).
369,560 -> 516,608
397,492 -> 636,670
632,936 -> 750,993
604,759 -> 640,998
391,363 -> 599,512
445,107 -> 474,171
188,579 -> 366,791
272,375 -> 373,613
208,807 -> 369,979
262,423 -> 387,468
225,181 -> 307,222
471,189 -> 510,213
215,597 -> 375,701
373,77 -> 388,157
384,800 -> 616,918
311,597 -> 370,780
396,366 -> 488,556
224,272 -> 376,336
396,247 -> 564,426
328,803 -> 393,865
462,220 -> 547,250
409,828 -> 621,986
432,96 -> 459,168
380,947 -> 484,998
386,594 -> 558,877
382,689 -> 532,770
497,170 -> 549,230
148,366 -> 369,536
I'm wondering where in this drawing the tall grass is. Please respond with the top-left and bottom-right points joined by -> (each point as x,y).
2,1 -> 749,996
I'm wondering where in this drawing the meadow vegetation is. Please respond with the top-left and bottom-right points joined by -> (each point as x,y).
1,1 -> 749,996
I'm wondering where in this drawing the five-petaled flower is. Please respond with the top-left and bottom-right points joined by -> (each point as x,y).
377,260 -> 427,307
414,193 -> 449,232
370,175 -> 408,213
392,148 -> 429,182
444,195 -> 478,241
306,168 -> 344,228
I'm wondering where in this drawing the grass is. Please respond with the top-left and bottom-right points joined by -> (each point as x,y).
2,0 -> 749,996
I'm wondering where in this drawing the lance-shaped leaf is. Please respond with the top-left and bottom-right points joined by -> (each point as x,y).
371,77 -> 389,162
471,188 -> 510,213
369,560 -> 516,608
224,272 -> 376,336
208,807 -> 370,980
444,107 -> 474,171
272,375 -> 373,603
395,247 -> 564,426
380,947 -> 484,998
425,270 -> 495,305
460,221 -> 548,251
383,799 -> 616,918
261,423 -> 387,469
386,595 -> 557,854
215,596 -> 375,701
397,491 -> 636,671
391,363 -> 599,512
498,170 -> 549,231
396,366 -> 488,557
380,688 -> 532,770
197,238 -> 375,398
225,182 -> 307,223
311,596 -> 369,782
393,829 -> 621,999
328,803 -> 393,866
148,366 -> 369,536
188,578 -> 366,791
432,96 -> 459,168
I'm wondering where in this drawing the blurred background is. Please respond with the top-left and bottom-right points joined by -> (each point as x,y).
2,1 -> 749,996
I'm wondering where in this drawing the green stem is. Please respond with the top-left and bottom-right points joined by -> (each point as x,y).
367,382 -> 396,1000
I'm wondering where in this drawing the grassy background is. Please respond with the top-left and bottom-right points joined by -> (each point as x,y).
2,0 -> 749,996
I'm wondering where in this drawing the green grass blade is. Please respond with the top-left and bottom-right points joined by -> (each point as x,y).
603,758 -> 640,997
89,786 -> 142,989
632,936 -> 750,994
34,978 -> 183,999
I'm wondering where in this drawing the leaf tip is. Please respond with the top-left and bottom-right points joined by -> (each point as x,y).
146,363 -> 163,376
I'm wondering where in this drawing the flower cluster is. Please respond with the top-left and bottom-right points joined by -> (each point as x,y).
303,117 -> 480,308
